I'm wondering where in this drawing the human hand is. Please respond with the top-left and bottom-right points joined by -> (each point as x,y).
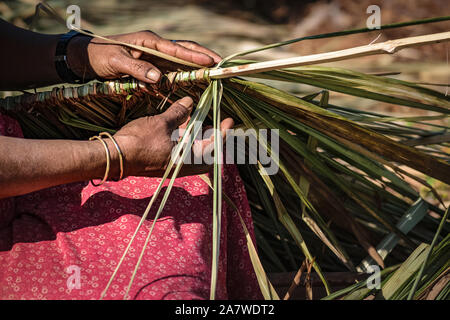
112,96 -> 233,178
67,30 -> 221,83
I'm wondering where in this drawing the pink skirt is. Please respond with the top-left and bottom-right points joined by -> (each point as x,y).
0,113 -> 261,300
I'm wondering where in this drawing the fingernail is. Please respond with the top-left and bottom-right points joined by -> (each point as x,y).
146,69 -> 161,82
178,96 -> 193,107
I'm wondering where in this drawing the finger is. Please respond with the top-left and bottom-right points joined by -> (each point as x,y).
178,115 -> 191,130
199,118 -> 234,154
143,35 -> 216,67
176,115 -> 191,144
161,96 -> 194,130
110,53 -> 162,83
175,40 -> 222,64
206,118 -> 235,144
220,118 -> 234,138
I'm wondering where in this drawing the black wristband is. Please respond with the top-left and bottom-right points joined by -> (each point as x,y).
55,30 -> 91,84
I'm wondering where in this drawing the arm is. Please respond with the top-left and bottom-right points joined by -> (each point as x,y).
0,135 -> 118,198
0,19 -> 62,90
0,21 -> 228,198
0,18 -> 221,90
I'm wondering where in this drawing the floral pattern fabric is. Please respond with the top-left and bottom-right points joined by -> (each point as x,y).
0,113 -> 261,300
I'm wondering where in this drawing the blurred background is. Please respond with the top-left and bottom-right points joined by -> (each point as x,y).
2,0 -> 449,62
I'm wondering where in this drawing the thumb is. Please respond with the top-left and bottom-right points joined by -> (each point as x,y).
161,96 -> 194,130
112,54 -> 162,84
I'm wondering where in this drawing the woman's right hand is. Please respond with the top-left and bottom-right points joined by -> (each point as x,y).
112,96 -> 233,179
0,96 -> 233,199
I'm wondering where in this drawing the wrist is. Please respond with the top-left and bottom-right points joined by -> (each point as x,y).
85,138 -> 114,182
104,138 -> 122,181
81,137 -> 121,184
66,35 -> 96,81
112,134 -> 135,177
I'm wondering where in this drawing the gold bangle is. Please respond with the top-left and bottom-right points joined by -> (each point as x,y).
89,135 -> 111,186
99,132 -> 124,181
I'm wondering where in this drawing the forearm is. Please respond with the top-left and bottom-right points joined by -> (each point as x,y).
0,136 -> 119,199
0,19 -> 61,90
0,19 -> 95,90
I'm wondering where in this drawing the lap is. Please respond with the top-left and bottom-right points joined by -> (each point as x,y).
0,113 -> 261,300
